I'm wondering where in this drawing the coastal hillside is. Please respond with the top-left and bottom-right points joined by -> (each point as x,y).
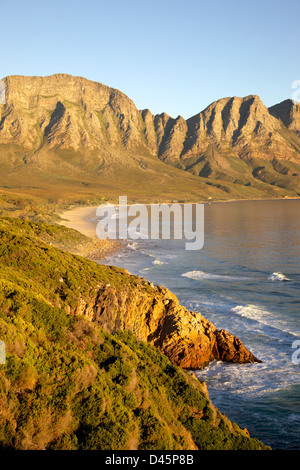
0,217 -> 268,450
0,74 -> 300,205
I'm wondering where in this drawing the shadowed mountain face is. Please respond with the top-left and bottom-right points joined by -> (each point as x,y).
269,99 -> 300,135
0,74 -> 300,202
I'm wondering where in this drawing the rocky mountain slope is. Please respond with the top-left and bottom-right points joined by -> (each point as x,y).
0,218 -> 268,450
269,99 -> 300,134
0,74 -> 300,202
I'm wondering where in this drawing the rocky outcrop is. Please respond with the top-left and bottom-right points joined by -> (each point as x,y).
72,279 -> 260,369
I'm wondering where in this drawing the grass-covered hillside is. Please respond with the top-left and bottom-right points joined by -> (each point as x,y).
0,218 -> 269,450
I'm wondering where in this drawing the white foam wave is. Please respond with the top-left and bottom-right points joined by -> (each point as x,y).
231,304 -> 271,323
268,272 -> 291,282
139,249 -> 166,263
231,304 -> 300,338
195,358 -> 300,398
127,242 -> 139,250
152,258 -> 165,265
181,270 -> 247,281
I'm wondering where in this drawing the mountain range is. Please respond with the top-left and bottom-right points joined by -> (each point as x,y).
1,73 -> 300,203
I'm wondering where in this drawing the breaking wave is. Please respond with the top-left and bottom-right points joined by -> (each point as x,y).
181,270 -> 249,281
152,258 -> 165,265
230,304 -> 300,337
127,242 -> 139,250
268,272 -> 291,282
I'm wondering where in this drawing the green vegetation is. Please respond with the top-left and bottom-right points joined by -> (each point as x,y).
0,217 -> 269,450
0,189 -> 109,223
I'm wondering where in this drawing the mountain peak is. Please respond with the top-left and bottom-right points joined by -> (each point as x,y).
269,99 -> 300,132
0,74 -> 300,200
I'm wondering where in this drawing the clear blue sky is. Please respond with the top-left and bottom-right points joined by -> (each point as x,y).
1,0 -> 299,118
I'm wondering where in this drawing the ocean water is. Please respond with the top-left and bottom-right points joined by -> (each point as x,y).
100,199 -> 300,450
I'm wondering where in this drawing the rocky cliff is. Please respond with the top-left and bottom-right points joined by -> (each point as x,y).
0,74 -> 143,151
74,280 -> 260,369
1,74 -> 300,201
76,254 -> 262,368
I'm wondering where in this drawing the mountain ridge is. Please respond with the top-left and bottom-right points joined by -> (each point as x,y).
1,73 -> 300,204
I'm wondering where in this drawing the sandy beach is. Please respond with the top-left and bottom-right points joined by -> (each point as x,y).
58,205 -> 125,262
59,205 -> 99,238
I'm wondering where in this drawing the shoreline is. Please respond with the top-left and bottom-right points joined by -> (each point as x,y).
58,196 -> 300,242
58,205 -> 126,262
